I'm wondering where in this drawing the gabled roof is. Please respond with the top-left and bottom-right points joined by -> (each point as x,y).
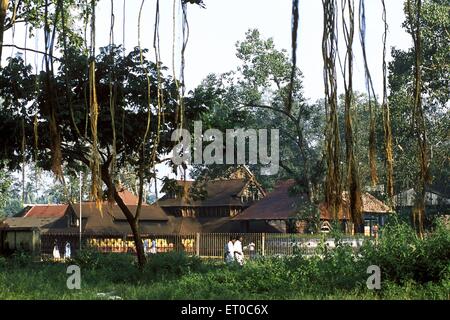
21,204 -> 70,218
1,217 -> 60,229
319,192 -> 392,220
158,179 -> 262,208
234,180 -> 300,220
72,202 -> 168,222
116,188 -> 143,205
167,216 -> 242,234
235,180 -> 392,221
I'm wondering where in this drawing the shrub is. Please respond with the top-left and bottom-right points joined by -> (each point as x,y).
10,250 -> 34,267
0,256 -> 7,268
359,219 -> 450,284
71,246 -> 103,269
145,252 -> 205,279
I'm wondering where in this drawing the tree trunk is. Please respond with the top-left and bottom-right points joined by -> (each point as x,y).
101,164 -> 147,269
113,188 -> 146,269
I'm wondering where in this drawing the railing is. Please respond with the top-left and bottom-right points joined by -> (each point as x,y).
41,232 -> 368,259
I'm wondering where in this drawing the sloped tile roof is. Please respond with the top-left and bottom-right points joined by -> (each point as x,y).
158,179 -> 256,207
234,180 -> 300,220
20,204 -> 69,218
1,217 -> 59,229
235,180 -> 392,221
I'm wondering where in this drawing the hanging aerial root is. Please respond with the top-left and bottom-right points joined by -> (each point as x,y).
342,0 -> 362,228
407,0 -> 428,237
33,113 -> 39,157
322,0 -> 342,220
151,0 -> 163,169
138,0 -> 152,150
287,0 -> 299,114
89,60 -> 102,212
381,0 -> 394,204
359,0 -> 378,187
108,0 -> 117,203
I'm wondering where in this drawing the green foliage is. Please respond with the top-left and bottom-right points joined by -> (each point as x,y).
192,29 -> 324,194
70,246 -> 105,270
0,229 -> 449,300
145,252 -> 205,278
389,0 -> 450,194
360,218 -> 450,284
0,167 -> 12,217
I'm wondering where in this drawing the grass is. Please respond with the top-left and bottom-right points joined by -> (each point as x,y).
0,219 -> 449,300
0,253 -> 448,300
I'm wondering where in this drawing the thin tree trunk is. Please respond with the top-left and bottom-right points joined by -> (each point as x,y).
114,190 -> 146,269
101,164 -> 146,269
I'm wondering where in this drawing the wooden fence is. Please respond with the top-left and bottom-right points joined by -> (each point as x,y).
41,232 -> 367,259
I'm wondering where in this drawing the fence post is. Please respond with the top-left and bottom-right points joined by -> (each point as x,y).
196,233 -> 200,257
261,233 -> 265,256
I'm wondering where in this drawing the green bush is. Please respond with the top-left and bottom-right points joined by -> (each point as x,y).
0,256 -> 7,268
359,218 -> 450,284
145,252 -> 204,279
71,246 -> 104,269
10,250 -> 34,267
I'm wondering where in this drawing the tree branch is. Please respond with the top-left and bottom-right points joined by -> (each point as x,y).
2,44 -> 61,61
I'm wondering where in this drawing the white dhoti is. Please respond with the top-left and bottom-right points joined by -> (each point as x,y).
225,241 -> 235,264
234,240 -> 244,265
235,253 -> 244,265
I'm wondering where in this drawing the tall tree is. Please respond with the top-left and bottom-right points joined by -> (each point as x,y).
388,0 -> 449,230
0,46 -> 203,267
190,29 -> 324,198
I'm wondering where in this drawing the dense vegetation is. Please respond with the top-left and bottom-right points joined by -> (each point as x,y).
1,219 -> 448,300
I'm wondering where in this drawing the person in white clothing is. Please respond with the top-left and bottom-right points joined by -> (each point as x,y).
64,242 -> 71,259
234,236 -> 244,266
53,242 -> 61,260
224,237 -> 235,264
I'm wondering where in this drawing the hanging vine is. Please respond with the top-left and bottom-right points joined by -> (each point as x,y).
88,0 -> 102,210
342,0 -> 362,229
180,0 -> 189,128
381,0 -> 394,204
43,0 -> 63,178
407,0 -> 428,237
322,0 -> 342,219
172,0 -> 182,127
138,0 -> 152,151
60,0 -> 82,138
359,0 -> 379,186
287,0 -> 299,114
151,0 -> 163,167
108,0 -> 117,198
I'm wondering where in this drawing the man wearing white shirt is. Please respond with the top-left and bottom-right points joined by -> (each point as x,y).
225,237 -> 235,264
234,236 -> 244,266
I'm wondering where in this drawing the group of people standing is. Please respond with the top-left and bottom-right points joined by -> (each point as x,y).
53,241 -> 71,260
225,236 -> 255,266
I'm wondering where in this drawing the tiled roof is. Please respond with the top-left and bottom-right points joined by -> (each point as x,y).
234,180 -> 300,220
72,202 -> 169,222
1,217 -> 59,229
235,180 -> 392,221
116,188 -> 142,205
21,204 -> 69,218
158,179 -> 258,207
